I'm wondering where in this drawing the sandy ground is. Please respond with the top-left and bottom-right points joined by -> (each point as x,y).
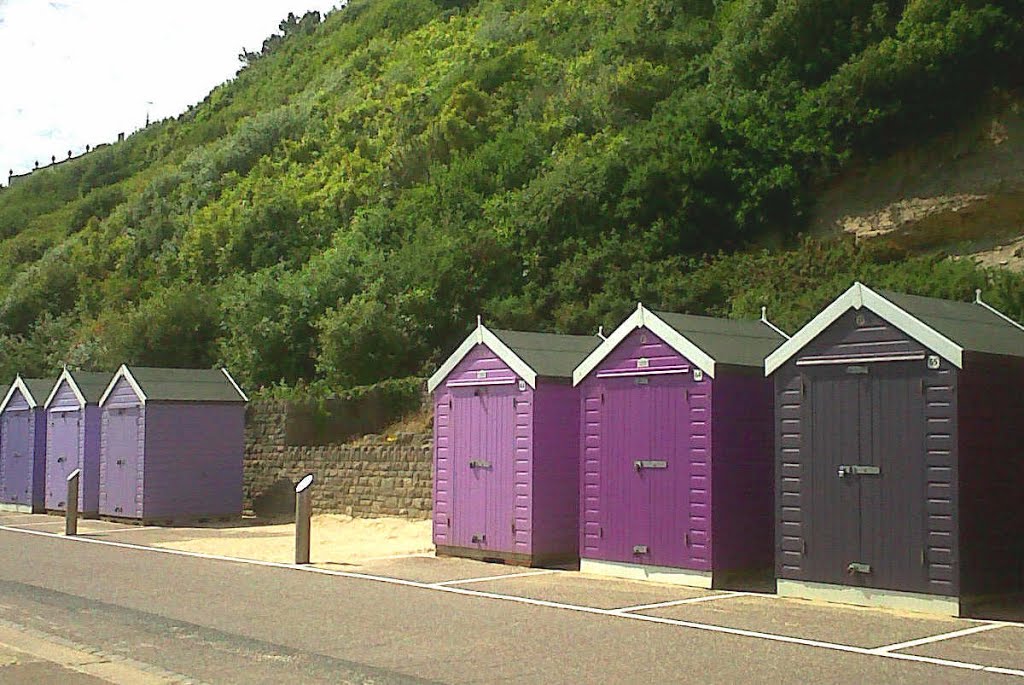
149,515 -> 434,565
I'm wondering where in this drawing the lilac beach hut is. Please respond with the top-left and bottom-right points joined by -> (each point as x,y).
98,365 -> 248,522
429,322 -> 601,565
0,376 -> 57,512
43,369 -> 111,516
572,304 -> 787,587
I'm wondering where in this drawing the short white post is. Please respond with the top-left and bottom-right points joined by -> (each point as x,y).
294,474 -> 314,565
65,469 -> 81,536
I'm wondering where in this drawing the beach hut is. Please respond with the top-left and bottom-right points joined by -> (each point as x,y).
765,283 -> 1024,615
0,376 -> 57,512
43,369 -> 111,515
429,322 -> 601,566
572,305 -> 788,587
98,365 -> 248,522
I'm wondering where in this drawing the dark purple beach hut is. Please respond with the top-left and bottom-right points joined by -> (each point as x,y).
43,369 -> 111,515
98,365 -> 248,522
765,282 -> 1024,616
0,376 -> 56,512
573,304 -> 787,587
429,323 -> 601,566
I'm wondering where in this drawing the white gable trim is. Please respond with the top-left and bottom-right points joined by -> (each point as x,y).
221,367 -> 250,402
43,368 -> 86,410
427,324 -> 538,394
764,282 -> 964,376
0,375 -> 38,412
98,365 -> 148,406
573,304 -> 718,386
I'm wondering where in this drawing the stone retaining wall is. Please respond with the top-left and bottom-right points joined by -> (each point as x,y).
245,400 -> 432,519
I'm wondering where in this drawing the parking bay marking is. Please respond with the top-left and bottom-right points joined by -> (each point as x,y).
432,569 -> 561,586
611,592 -> 747,613
1,524 -> 1021,680
871,622 -> 1011,654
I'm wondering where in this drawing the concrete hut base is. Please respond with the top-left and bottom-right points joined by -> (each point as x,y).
579,559 -> 714,589
435,544 -> 577,569
0,503 -> 35,514
776,579 -> 962,617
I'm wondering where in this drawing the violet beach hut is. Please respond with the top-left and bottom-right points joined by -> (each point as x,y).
0,376 -> 56,512
765,283 -> 1024,615
98,365 -> 248,522
43,369 -> 111,515
572,304 -> 787,587
429,322 -> 601,566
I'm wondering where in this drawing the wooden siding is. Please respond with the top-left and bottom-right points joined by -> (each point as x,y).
531,383 -> 579,560
579,328 -> 712,571
958,353 -> 1024,598
104,376 -> 143,409
433,343 -> 535,558
774,309 -> 959,596
141,403 -> 244,518
711,372 -> 774,572
99,404 -> 145,518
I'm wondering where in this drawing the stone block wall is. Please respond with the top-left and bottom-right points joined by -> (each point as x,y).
245,400 -> 433,519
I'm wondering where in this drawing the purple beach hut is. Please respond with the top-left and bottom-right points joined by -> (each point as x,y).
43,369 -> 111,516
429,322 -> 601,566
572,304 -> 788,587
98,365 -> 248,523
765,283 -> 1024,615
0,376 -> 57,512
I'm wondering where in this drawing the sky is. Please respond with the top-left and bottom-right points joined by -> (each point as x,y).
0,0 -> 341,180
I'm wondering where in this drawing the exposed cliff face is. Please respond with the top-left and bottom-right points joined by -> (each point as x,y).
811,93 -> 1024,270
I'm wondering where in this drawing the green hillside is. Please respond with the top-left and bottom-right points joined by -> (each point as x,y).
0,0 -> 1022,393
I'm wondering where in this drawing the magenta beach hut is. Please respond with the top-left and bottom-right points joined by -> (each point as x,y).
573,304 -> 787,587
43,369 -> 111,516
765,283 -> 1024,615
0,376 -> 56,512
98,365 -> 248,523
429,322 -> 601,566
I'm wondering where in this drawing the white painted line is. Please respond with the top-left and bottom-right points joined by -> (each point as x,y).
433,569 -> 560,586
612,592 -> 746,613
0,524 -> 1021,680
871,622 -> 1010,653
2,520 -> 68,528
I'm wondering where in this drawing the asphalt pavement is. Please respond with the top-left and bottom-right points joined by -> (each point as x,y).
0,522 -> 1020,684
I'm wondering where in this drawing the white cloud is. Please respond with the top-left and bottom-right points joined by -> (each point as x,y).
0,0 -> 340,180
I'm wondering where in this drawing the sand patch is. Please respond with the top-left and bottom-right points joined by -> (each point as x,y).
150,515 -> 434,565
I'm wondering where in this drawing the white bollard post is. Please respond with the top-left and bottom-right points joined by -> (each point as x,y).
65,469 -> 81,536
294,474 -> 314,565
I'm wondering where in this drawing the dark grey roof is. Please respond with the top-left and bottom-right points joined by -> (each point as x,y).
490,329 -> 602,379
653,312 -> 788,368
23,378 -> 58,405
879,290 -> 1024,359
128,367 -> 246,403
67,370 -> 114,404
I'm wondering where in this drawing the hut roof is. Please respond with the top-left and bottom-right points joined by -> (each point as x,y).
428,324 -> 601,393
0,375 -> 58,411
573,304 -> 788,384
99,365 -> 248,405
765,282 -> 1024,375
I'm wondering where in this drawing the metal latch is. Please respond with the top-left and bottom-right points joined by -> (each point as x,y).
838,465 -> 880,478
634,460 -> 668,471
847,562 -> 872,575
471,534 -> 486,543
116,459 -> 125,466
469,460 -> 491,469
57,457 -> 65,463
633,545 -> 648,554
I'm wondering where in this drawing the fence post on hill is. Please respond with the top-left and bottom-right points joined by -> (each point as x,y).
295,474 -> 314,564
65,469 -> 81,536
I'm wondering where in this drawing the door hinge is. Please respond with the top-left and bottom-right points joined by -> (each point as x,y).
918,379 -> 925,395
598,526 -> 603,539
448,398 -> 453,410
800,539 -> 807,556
920,549 -> 927,566
684,532 -> 691,548
799,375 -> 806,398
511,519 -> 516,535
600,392 -> 604,404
